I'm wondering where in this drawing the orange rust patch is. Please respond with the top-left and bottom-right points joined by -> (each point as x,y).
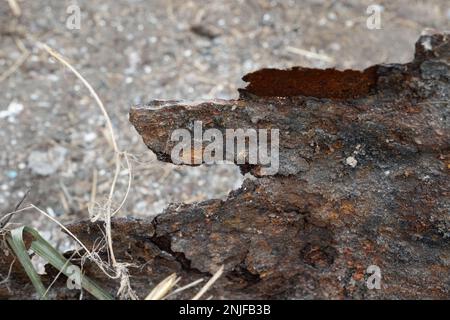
353,271 -> 364,281
339,200 -> 355,215
362,240 -> 375,253
328,211 -> 339,221
242,66 -> 378,99
405,105 -> 423,113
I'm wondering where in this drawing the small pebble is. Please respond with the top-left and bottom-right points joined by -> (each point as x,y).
346,156 -> 358,168
6,170 -> 18,179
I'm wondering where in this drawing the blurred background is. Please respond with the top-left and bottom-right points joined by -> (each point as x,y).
0,0 -> 449,248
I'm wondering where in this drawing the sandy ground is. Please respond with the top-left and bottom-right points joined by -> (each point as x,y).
0,0 -> 449,249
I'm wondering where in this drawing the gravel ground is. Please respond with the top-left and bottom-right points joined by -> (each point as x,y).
0,0 -> 449,249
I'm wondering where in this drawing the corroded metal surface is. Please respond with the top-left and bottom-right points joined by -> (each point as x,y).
129,33 -> 450,299
1,33 -> 449,299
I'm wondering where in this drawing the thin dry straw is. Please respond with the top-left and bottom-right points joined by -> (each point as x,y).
37,42 -> 133,269
0,50 -> 29,82
7,0 -> 21,17
145,273 -> 180,300
38,43 -> 119,153
29,205 -> 93,257
192,265 -> 224,300
0,38 -> 30,83
164,278 -> 204,299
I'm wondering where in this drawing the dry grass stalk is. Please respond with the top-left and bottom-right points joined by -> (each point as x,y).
145,273 -> 180,300
285,45 -> 334,63
7,0 -> 21,17
0,39 -> 29,83
37,42 -> 130,268
192,265 -> 224,300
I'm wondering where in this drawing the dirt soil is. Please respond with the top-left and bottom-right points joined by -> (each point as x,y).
0,0 -> 449,252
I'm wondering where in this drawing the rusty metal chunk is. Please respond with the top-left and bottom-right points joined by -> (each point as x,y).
128,33 -> 449,299
2,33 -> 449,300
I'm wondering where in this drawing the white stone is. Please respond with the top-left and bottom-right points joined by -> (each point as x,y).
346,156 -> 358,168
0,100 -> 24,119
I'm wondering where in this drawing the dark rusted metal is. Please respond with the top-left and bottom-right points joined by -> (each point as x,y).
2,33 -> 449,299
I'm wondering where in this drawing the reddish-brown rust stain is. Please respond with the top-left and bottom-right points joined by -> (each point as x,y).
339,200 -> 355,215
353,269 -> 365,281
241,66 -> 379,99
